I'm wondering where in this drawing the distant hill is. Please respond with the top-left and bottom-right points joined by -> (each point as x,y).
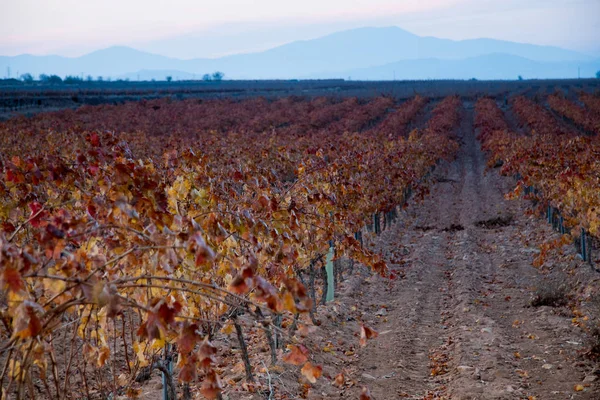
315,53 -> 600,80
0,27 -> 595,80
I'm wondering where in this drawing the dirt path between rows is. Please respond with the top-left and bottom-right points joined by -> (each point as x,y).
310,102 -> 600,399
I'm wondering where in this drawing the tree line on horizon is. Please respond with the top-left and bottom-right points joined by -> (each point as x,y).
3,70 -> 600,83
6,71 -> 226,84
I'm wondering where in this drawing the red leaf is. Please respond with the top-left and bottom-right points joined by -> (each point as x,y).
229,275 -> 252,295
2,268 -> 24,293
87,203 -> 97,219
1,222 -> 15,233
28,202 -> 45,228
177,323 -> 201,354
88,132 -> 101,147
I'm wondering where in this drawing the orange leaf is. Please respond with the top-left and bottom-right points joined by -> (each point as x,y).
301,362 -> 322,383
12,301 -> 43,339
333,372 -> 345,387
359,324 -> 378,347
97,345 -> 110,367
282,344 -> 309,366
200,370 -> 222,399
282,291 -> 297,313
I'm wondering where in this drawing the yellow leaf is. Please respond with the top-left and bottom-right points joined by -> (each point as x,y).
133,341 -> 149,367
221,323 -> 234,335
8,360 -> 21,380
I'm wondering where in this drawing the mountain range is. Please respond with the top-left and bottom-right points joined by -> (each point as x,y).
1,27 -> 598,80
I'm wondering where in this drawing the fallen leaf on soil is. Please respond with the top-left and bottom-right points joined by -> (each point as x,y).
298,324 -> 317,336
301,362 -> 323,383
516,369 -> 529,378
574,384 -> 584,392
360,386 -> 373,400
333,372 -> 345,387
282,344 -> 309,365
359,324 -> 378,347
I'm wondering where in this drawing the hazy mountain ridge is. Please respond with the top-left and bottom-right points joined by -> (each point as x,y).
314,53 -> 600,80
0,27 -> 596,80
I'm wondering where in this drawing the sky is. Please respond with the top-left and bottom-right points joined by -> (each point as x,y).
1,0 -> 599,58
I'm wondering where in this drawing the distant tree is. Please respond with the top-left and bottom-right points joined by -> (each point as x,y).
97,76 -> 103,82
518,75 -> 524,81
202,73 -> 212,81
40,74 -> 62,84
166,76 -> 173,82
20,73 -> 33,83
64,75 -> 83,84
86,75 -> 93,82
211,71 -> 224,81
596,70 -> 600,79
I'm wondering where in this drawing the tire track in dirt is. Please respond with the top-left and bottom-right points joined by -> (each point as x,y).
347,102 -> 599,399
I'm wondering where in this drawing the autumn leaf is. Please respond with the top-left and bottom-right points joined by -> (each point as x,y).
333,372 -> 345,387
198,338 -> 218,370
178,353 -> 199,382
2,267 -> 25,293
301,362 -> 323,383
200,370 -> 222,399
360,386 -> 373,400
282,291 -> 297,313
12,301 -> 43,339
229,274 -> 252,295
359,324 -> 378,347
282,344 -> 309,365
28,202 -> 45,228
177,323 -> 201,354
187,231 -> 215,267
97,345 -> 110,367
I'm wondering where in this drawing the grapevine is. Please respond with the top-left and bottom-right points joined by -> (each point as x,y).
475,97 -> 600,262
0,95 -> 460,399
